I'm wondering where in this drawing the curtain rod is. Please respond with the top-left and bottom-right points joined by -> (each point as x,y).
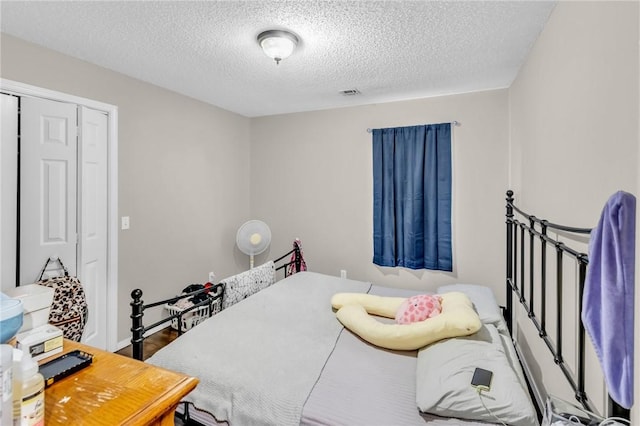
366,121 -> 460,133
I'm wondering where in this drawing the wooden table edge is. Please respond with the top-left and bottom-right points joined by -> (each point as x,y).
40,339 -> 199,426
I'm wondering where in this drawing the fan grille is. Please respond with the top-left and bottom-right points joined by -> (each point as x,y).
236,220 -> 271,255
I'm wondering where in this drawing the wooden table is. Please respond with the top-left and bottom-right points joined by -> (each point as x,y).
40,340 -> 198,425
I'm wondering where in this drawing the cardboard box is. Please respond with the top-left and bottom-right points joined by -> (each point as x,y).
6,284 -> 54,332
16,324 -> 63,361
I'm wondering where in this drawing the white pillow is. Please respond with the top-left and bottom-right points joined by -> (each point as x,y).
437,283 -> 503,325
416,323 -> 538,426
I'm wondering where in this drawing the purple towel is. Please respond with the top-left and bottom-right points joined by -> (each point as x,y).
582,191 -> 635,409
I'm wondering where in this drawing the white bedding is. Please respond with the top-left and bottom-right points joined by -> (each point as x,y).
301,285 -> 503,426
147,272 -> 529,426
147,272 -> 371,425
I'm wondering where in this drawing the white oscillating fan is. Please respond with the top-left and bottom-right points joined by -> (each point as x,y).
236,220 -> 272,268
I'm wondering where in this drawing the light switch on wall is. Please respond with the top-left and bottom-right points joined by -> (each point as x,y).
121,216 -> 130,230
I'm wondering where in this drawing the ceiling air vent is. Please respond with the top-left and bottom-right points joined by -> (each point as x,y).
339,89 -> 361,96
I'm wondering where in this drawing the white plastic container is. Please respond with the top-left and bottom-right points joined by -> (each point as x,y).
164,303 -> 213,332
16,324 -> 63,361
0,293 -> 23,344
6,285 -> 54,333
13,349 -> 44,426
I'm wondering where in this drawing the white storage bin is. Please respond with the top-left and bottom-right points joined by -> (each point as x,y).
6,284 -> 54,332
165,303 -> 212,332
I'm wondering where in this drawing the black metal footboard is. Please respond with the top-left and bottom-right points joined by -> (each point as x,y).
505,190 -> 629,420
130,245 -> 305,361
130,283 -> 224,361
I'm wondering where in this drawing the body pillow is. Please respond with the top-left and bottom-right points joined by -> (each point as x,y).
331,292 -> 481,351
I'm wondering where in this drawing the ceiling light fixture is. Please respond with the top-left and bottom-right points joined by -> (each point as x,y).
257,29 -> 299,65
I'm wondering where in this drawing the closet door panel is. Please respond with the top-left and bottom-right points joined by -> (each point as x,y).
1,94 -> 19,292
20,97 -> 77,283
78,106 -> 108,349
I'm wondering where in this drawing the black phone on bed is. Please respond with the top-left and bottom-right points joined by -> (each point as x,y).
471,367 -> 493,391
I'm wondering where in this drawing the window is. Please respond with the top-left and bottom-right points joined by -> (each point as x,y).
372,123 -> 452,271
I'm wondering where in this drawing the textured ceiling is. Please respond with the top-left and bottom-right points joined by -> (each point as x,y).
0,1 -> 556,117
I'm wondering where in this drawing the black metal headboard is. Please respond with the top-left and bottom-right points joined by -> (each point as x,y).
505,190 -> 629,420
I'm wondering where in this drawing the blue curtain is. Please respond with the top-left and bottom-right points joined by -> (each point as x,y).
372,123 -> 452,271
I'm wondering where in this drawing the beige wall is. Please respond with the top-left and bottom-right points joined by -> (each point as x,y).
510,2 -> 638,223
250,90 -> 509,295
509,1 -> 639,418
0,34 -> 252,344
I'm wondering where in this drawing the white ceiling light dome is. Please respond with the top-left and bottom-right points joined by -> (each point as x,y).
257,29 -> 299,65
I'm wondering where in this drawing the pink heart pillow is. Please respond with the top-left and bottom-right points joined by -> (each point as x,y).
395,294 -> 443,325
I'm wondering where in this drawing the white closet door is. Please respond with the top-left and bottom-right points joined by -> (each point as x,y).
20,97 -> 77,284
1,94 -> 19,292
78,106 -> 107,348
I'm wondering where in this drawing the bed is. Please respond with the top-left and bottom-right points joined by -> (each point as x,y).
129,191 -> 630,425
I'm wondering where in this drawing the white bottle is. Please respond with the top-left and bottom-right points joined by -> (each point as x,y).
1,344 -> 13,426
13,350 -> 44,426
11,349 -> 22,426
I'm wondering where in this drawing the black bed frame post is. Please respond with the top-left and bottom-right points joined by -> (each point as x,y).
505,190 -> 514,334
539,221 -> 548,337
555,244 -> 564,365
576,256 -> 588,406
130,289 -> 144,361
514,224 -> 519,299
520,224 -> 526,304
294,243 -> 302,273
528,216 -> 536,318
609,398 -> 631,419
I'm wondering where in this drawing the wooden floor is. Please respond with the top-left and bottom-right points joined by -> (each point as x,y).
115,327 -> 179,361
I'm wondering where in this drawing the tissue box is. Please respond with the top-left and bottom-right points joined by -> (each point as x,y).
16,324 -> 63,361
6,284 -> 54,332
